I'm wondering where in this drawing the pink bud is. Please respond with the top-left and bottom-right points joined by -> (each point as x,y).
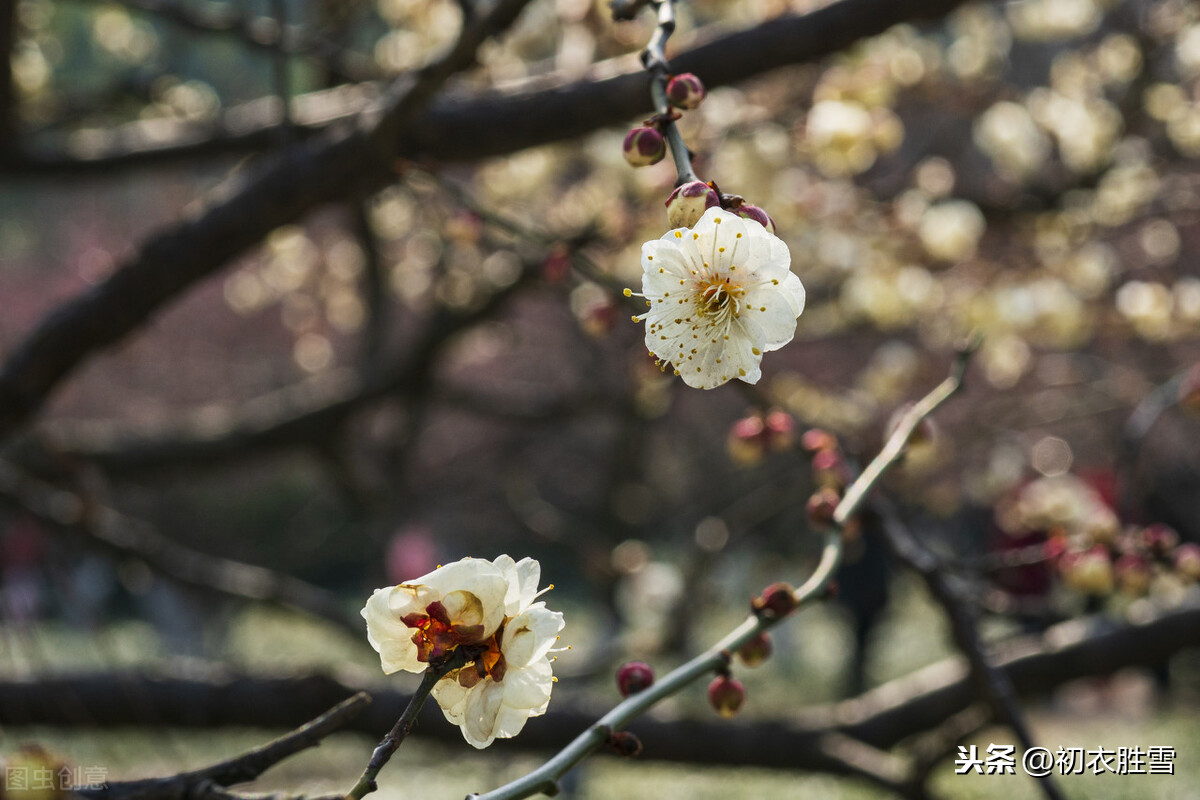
707,675 -> 746,718
616,661 -> 655,696
752,581 -> 798,619
1140,524 -> 1179,556
731,203 -> 776,234
1175,542 -> 1200,581
666,73 -> 707,110
801,428 -> 836,452
737,632 -> 773,667
806,487 -> 840,526
623,126 -> 666,167
1115,554 -> 1152,597
665,180 -> 720,228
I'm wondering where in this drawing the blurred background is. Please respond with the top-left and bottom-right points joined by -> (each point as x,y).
1,0 -> 1200,797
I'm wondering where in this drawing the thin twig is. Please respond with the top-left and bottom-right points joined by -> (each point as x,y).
468,346 -> 976,800
346,655 -> 467,800
76,693 -> 372,800
639,0 -> 699,184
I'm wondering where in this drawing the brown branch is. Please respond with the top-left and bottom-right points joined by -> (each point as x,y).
0,461 -> 363,633
867,499 -> 1066,800
7,0 -> 973,175
74,693 -> 371,800
33,242 -> 549,474
0,0 -> 536,447
3,601 -> 1197,769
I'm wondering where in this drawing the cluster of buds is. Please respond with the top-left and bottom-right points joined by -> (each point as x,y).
1053,521 -> 1198,599
726,407 -> 796,467
622,73 -> 707,169
800,428 -> 854,530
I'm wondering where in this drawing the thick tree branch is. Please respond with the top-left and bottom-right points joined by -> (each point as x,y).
0,461 -> 362,633
7,0 -> 972,175
0,0 -> 535,447
75,693 -> 371,800
2,601 -> 1196,770
868,499 -> 1066,800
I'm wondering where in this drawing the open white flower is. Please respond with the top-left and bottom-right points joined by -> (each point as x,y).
362,555 -> 565,749
631,206 -> 805,389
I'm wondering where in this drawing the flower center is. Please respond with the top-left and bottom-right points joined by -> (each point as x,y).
696,276 -> 744,326
401,600 -> 486,664
454,626 -> 508,688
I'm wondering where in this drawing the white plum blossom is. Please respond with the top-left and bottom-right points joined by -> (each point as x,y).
631,206 -> 805,389
362,555 -> 565,749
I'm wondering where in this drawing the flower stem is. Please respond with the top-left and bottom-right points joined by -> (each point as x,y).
642,0 -> 698,185
345,656 -> 463,800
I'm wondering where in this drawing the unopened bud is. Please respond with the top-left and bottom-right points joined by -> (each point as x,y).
752,581 -> 798,619
616,661 -> 655,696
1140,524 -> 1179,557
1174,542 -> 1200,581
606,730 -> 643,757
806,487 -> 840,525
801,428 -> 837,452
666,180 -> 720,228
737,632 -> 773,667
731,203 -> 776,235
707,675 -> 746,718
666,72 -> 706,110
764,409 -> 795,450
1115,554 -> 1152,597
623,126 -> 666,167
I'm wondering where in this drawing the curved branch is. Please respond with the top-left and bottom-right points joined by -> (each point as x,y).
0,0 -> 536,447
7,0 -> 972,175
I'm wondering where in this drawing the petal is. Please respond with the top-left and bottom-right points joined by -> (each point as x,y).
431,674 -> 471,725
361,587 -> 424,674
743,273 -> 805,351
502,658 -> 554,710
501,604 -> 565,669
461,680 -> 506,749
494,555 -> 542,616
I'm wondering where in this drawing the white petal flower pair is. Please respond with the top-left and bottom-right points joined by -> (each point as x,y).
633,206 -> 806,390
362,555 -> 565,749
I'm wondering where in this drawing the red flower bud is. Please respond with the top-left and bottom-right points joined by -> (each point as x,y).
666,73 -> 706,110
623,126 -> 666,167
801,428 -> 837,452
752,581 -> 798,619
1175,542 -> 1200,581
737,632 -> 773,667
606,730 -> 643,757
731,203 -> 776,234
1140,524 -> 1179,557
707,675 -> 746,718
616,661 -> 655,696
806,487 -> 840,526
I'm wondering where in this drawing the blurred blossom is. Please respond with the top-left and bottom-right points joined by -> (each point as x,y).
1175,23 -> 1200,76
1007,0 -> 1101,41
975,101 -> 1051,181
1139,219 -> 1181,265
294,332 -> 335,373
947,4 -> 1010,78
1027,90 -> 1121,174
1090,163 -> 1160,226
918,200 -> 985,262
804,100 -> 880,177
1116,280 -> 1174,341
980,333 -> 1031,389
